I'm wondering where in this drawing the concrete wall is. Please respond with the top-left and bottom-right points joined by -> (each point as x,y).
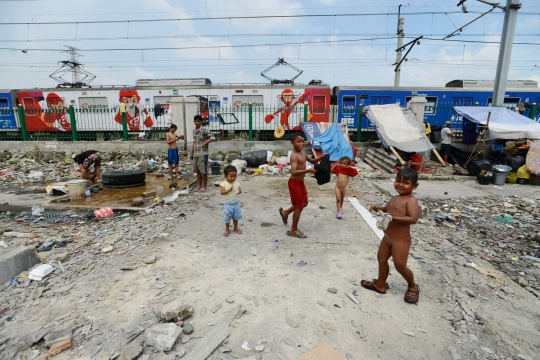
170,97 -> 200,150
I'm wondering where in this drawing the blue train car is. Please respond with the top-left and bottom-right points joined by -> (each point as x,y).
0,90 -> 18,130
333,81 -> 540,130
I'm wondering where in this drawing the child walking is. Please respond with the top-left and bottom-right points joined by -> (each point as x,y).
166,124 -> 184,178
361,168 -> 421,304
331,156 -> 358,219
192,114 -> 216,192
220,165 -> 243,237
279,133 -> 326,238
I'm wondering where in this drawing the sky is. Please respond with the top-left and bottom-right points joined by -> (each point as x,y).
0,0 -> 539,89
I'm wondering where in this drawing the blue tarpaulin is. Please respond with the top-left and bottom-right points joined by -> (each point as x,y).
311,123 -> 354,161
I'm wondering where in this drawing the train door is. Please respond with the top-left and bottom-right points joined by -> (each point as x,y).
340,95 -> 356,127
0,92 -> 17,130
208,96 -> 221,123
17,92 -> 50,131
449,96 -> 474,129
154,96 -> 173,127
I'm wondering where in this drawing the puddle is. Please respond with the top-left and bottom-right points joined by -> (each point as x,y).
49,174 -> 195,210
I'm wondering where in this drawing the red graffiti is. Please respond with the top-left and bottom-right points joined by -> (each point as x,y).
114,90 -> 153,131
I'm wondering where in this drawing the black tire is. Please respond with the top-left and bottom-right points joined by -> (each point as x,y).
102,170 -> 146,186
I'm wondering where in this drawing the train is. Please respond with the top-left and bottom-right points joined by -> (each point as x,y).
334,79 -> 540,129
1,79 -> 538,135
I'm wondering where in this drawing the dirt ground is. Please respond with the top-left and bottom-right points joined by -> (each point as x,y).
1,175 -> 539,360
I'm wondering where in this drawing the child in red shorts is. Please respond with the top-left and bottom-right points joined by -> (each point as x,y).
278,134 -> 326,238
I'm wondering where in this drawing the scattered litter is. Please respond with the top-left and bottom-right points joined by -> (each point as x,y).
401,330 -> 415,337
28,264 -> 54,281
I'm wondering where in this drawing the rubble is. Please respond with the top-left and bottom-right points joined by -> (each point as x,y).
0,155 -> 539,359
144,323 -> 182,352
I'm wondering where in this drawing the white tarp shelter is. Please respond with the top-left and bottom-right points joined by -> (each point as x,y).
366,103 -> 435,153
454,106 -> 540,140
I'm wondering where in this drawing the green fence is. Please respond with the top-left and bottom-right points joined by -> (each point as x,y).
1,102 -> 537,143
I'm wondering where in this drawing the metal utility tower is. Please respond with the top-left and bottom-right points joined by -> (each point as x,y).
394,5 -> 405,87
49,46 -> 96,88
492,0 -> 521,106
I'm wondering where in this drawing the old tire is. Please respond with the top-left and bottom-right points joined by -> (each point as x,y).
102,170 -> 146,188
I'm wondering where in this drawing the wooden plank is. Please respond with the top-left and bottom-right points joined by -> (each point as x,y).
432,149 -> 445,165
298,340 -> 348,360
389,146 -> 406,166
184,323 -> 231,360
348,197 -> 384,240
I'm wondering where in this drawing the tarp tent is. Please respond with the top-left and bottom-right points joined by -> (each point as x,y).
300,122 -> 356,161
454,106 -> 540,140
365,104 -> 435,153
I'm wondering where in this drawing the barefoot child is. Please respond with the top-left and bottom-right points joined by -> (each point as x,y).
166,124 -> 184,178
279,134 -> 326,238
191,115 -> 216,192
331,156 -> 358,219
220,165 -> 243,237
361,168 -> 421,304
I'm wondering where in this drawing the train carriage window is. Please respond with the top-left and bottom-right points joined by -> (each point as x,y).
22,97 -> 38,109
342,95 -> 356,114
487,97 -> 521,109
0,98 -> 8,109
154,96 -> 171,104
406,96 -> 438,115
312,95 -> 326,114
370,96 -> 391,105
78,97 -> 108,109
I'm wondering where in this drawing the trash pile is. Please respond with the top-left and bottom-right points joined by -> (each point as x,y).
415,195 -> 540,295
0,193 -> 214,358
0,150 -> 192,189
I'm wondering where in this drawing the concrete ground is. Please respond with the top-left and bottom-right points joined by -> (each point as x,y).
1,176 -> 539,359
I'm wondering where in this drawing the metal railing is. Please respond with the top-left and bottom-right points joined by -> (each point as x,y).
0,102 -> 537,143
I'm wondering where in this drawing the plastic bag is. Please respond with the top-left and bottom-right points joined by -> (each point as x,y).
231,159 -> 247,174
94,207 -> 113,219
32,206 -> 44,216
239,150 -> 269,168
467,156 -> 492,177
430,125 -> 442,143
503,156 -> 525,173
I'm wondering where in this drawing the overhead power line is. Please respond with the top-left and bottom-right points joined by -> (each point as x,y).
2,32 -> 540,43
0,11 -> 533,26
2,36 -> 540,53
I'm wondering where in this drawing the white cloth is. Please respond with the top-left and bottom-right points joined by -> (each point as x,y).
373,210 -> 393,230
441,127 -> 452,144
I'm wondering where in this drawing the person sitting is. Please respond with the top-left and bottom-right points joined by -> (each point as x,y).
74,150 -> 102,182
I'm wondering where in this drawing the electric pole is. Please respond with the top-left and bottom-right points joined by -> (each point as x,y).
394,6 -> 405,87
492,0 -> 521,106
49,45 -> 96,88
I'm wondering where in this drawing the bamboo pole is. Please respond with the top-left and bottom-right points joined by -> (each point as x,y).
389,146 -> 406,166
479,111 -> 492,154
432,149 -> 446,165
